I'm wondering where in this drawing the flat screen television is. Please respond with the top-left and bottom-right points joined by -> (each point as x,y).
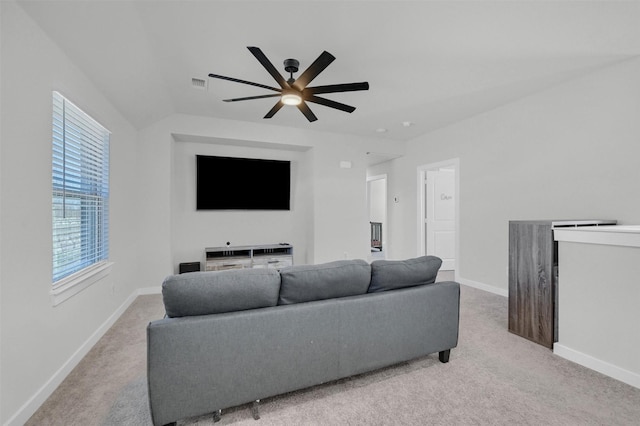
196,155 -> 291,210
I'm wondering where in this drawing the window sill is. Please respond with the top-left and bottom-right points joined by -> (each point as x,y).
51,261 -> 114,306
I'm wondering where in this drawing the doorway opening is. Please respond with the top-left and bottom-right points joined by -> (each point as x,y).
418,159 -> 459,274
367,174 -> 387,261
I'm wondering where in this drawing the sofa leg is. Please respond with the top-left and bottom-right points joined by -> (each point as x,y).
251,400 -> 261,420
163,423 -> 176,426
438,349 -> 451,363
213,409 -> 222,423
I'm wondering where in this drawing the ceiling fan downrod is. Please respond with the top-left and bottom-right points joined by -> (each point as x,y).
283,58 -> 299,84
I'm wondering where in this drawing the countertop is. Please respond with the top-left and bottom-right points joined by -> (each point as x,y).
554,225 -> 640,248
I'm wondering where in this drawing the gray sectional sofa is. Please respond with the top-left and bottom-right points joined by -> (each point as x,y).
147,256 -> 460,426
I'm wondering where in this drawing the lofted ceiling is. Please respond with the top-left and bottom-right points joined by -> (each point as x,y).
17,0 -> 640,142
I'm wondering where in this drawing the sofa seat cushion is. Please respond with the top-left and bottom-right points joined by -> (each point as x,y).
278,259 -> 371,305
368,256 -> 442,293
162,268 -> 281,317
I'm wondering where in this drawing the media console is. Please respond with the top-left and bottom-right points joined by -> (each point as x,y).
204,244 -> 293,271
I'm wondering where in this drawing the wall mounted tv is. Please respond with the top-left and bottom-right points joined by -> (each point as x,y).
196,155 -> 291,210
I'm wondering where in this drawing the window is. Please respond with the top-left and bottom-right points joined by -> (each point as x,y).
52,92 -> 110,300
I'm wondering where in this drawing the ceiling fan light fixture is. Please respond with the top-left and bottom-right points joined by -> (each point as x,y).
281,92 -> 302,106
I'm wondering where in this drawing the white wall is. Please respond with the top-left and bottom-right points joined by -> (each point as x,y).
555,240 -> 640,388
0,3 -> 140,423
368,178 -> 386,224
0,1 -> 3,421
137,114 -> 402,288
383,57 -> 640,293
310,140 -> 371,262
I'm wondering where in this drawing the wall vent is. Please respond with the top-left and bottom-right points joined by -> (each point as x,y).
191,78 -> 207,90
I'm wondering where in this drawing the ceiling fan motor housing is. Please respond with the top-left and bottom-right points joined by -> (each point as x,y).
283,58 -> 299,74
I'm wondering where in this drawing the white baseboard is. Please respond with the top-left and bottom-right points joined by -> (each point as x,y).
457,276 -> 508,298
554,344 -> 640,390
4,287 -> 150,426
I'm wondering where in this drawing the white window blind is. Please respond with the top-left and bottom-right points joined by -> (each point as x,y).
52,92 -> 110,284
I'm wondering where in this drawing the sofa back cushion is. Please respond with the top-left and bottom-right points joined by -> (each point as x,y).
278,259 -> 371,305
368,256 -> 442,293
162,268 -> 281,317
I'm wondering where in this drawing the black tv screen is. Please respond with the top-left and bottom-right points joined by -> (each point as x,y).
196,155 -> 290,210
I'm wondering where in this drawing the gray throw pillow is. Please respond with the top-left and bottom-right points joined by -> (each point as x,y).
278,259 -> 371,305
162,268 -> 281,317
368,256 -> 442,293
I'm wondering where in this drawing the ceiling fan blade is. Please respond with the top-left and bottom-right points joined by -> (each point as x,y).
304,82 -> 369,95
306,95 -> 356,113
292,51 -> 336,91
208,73 -> 281,92
264,101 -> 284,119
247,46 -> 289,89
297,101 -> 318,122
223,94 -> 282,102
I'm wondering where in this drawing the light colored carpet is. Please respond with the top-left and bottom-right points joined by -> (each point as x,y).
26,284 -> 640,425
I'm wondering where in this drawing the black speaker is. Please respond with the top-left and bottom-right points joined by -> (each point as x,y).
179,262 -> 201,274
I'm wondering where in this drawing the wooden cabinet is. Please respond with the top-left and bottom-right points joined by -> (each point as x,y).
204,244 -> 293,271
508,220 -> 615,348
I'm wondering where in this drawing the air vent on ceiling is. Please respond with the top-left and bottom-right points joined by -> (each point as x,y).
191,77 -> 207,90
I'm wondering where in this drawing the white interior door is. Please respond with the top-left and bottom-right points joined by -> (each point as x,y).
425,169 -> 456,270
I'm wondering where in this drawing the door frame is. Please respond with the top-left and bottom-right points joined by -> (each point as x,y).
417,158 -> 460,272
367,173 -> 388,259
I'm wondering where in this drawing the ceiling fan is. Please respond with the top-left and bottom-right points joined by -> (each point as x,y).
208,46 -> 369,122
